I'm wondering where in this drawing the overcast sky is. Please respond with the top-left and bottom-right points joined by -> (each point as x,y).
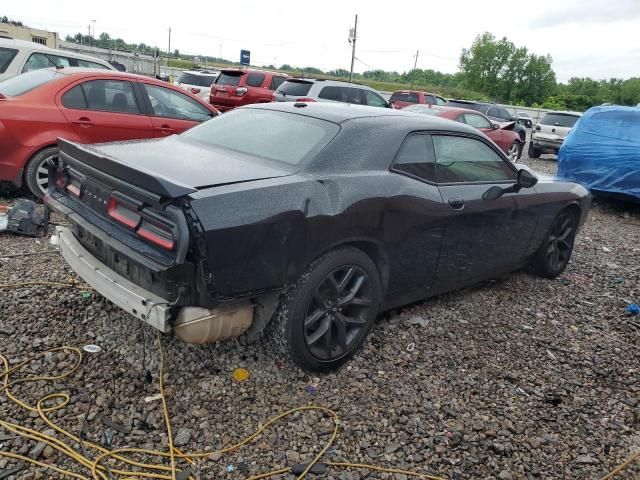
3,0 -> 639,82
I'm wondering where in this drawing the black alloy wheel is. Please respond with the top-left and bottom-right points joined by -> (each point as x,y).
529,210 -> 577,278
268,246 -> 381,372
303,265 -> 373,361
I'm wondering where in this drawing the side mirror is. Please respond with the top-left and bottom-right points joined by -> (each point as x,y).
492,123 -> 499,130
517,169 -> 538,188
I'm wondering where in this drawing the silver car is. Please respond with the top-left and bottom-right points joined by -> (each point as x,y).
174,70 -> 219,100
529,111 -> 581,158
274,79 -> 389,108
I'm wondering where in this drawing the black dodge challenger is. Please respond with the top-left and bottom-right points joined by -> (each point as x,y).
46,102 -> 590,372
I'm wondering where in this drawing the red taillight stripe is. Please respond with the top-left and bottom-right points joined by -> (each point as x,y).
66,184 -> 81,197
137,225 -> 175,250
107,197 -> 141,229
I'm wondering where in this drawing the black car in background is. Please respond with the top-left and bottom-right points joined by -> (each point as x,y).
447,99 -> 527,142
46,103 -> 590,372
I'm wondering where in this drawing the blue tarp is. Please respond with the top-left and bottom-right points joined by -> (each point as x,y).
557,106 -> 640,200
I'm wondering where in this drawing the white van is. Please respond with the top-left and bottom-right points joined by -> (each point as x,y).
0,38 -> 115,81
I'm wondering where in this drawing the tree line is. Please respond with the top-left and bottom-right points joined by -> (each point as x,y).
51,29 -> 639,110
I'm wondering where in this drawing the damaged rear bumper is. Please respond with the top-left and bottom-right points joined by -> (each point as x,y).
56,226 -> 259,342
56,226 -> 172,332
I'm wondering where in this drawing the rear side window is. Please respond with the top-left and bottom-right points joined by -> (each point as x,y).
435,96 -> 447,106
0,47 -> 18,73
61,85 -> 87,109
22,53 -> 72,73
433,135 -> 515,183
0,68 -> 63,96
540,113 -> 579,127
215,71 -> 243,86
269,76 -> 286,90
276,80 -> 313,97
319,86 -> 363,104
393,134 -> 436,182
246,72 -> 265,87
81,80 -> 140,114
390,92 -> 419,103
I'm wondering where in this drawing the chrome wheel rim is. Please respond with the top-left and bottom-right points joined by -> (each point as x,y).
303,265 -> 373,361
547,213 -> 575,272
35,153 -> 60,196
507,143 -> 519,162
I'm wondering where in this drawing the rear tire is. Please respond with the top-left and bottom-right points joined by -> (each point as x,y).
24,147 -> 59,199
528,143 -> 541,159
528,210 -> 577,278
268,246 -> 381,372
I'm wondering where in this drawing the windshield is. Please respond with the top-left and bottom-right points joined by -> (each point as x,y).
178,72 -> 217,87
181,109 -> 339,165
277,81 -> 313,97
540,113 -> 580,127
0,68 -> 64,96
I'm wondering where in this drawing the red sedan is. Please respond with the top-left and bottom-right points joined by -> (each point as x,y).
404,104 -> 523,161
0,67 -> 219,197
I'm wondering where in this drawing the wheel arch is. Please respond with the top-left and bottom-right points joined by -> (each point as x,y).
310,239 -> 390,296
24,143 -> 58,182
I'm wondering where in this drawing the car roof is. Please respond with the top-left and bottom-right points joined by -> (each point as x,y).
543,110 -> 582,117
392,89 -> 441,95
284,78 -> 368,88
0,38 -> 112,65
0,37 -> 52,49
220,67 -> 285,75
181,70 -> 219,75
244,101 -> 479,133
407,104 -> 479,116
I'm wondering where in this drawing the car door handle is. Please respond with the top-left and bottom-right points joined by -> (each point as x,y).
72,117 -> 94,127
155,125 -> 173,133
448,198 -> 465,210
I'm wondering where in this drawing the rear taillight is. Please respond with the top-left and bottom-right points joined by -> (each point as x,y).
236,87 -> 248,96
107,197 -> 141,229
137,219 -> 175,250
295,97 -> 316,102
190,87 -> 201,94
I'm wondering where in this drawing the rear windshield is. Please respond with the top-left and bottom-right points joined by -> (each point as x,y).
540,113 -> 579,127
0,68 -> 64,96
215,71 -> 243,86
0,47 -> 18,73
276,80 -> 313,97
178,72 -> 217,87
390,92 -> 418,103
181,109 -> 339,165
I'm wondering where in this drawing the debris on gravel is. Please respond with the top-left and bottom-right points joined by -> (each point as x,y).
1,155 -> 639,479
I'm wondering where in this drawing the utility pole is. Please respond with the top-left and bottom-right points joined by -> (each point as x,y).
410,49 -> 419,90
87,25 -> 91,47
348,14 -> 358,82
167,27 -> 171,65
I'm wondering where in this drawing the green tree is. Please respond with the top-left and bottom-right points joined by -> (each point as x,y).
460,32 -> 556,105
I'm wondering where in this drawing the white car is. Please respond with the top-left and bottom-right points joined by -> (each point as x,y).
0,38 -> 115,81
529,111 -> 582,158
175,70 -> 219,100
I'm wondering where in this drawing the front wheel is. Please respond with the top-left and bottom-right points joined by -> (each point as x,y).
528,210 -> 577,278
506,142 -> 520,162
268,247 -> 381,372
24,147 -> 59,199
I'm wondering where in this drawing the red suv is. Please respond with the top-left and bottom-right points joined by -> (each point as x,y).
210,68 -> 288,112
389,90 -> 446,109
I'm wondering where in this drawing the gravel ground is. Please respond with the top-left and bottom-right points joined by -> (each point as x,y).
1,150 -> 639,480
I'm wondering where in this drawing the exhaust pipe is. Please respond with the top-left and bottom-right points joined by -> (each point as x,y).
173,301 -> 254,344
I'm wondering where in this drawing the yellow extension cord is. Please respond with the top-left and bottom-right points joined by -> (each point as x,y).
0,337 -> 447,480
0,280 -> 638,478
